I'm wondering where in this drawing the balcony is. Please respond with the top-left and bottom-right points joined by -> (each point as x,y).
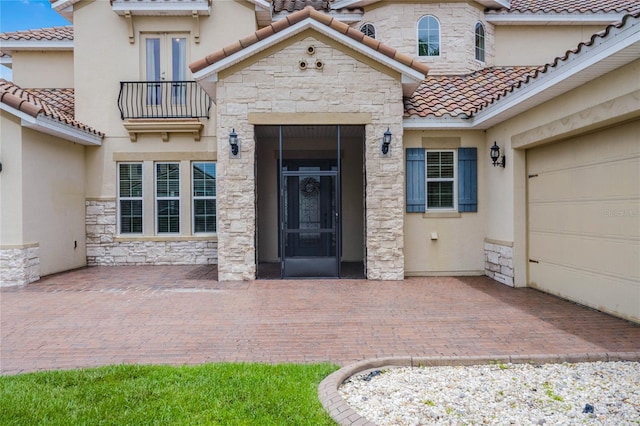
118,81 -> 211,120
118,81 -> 212,142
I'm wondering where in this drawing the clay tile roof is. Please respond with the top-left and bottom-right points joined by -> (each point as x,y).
404,67 -> 542,118
491,0 -> 640,14
0,26 -> 73,42
190,6 -> 429,75
272,0 -> 330,12
405,11 -> 640,118
0,79 -> 103,137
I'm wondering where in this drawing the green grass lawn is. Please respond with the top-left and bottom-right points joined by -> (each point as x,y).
0,363 -> 339,425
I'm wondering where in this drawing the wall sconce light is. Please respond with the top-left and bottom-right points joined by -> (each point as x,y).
490,141 -> 505,168
381,127 -> 392,155
229,128 -> 239,156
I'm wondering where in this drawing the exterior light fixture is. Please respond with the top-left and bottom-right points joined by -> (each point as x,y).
229,128 -> 239,156
382,127 -> 392,155
490,141 -> 505,168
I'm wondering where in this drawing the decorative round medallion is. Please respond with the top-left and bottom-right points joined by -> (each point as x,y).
300,177 -> 320,197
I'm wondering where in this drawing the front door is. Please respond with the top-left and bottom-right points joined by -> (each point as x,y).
281,160 -> 340,278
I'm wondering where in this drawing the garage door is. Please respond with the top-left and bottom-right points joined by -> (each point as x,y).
527,119 -> 640,323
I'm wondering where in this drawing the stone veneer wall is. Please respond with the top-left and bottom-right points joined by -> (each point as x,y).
215,35 -> 405,280
356,2 -> 494,74
86,200 -> 217,265
485,239 -> 514,286
0,245 -> 40,286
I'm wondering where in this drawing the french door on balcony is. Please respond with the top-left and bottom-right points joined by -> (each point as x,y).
142,33 -> 188,107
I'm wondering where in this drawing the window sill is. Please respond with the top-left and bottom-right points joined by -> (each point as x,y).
115,235 -> 217,242
422,211 -> 461,219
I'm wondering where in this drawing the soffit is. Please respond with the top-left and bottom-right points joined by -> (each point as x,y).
110,0 -> 212,16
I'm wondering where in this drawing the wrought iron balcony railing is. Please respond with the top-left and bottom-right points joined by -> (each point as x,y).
118,81 -> 212,120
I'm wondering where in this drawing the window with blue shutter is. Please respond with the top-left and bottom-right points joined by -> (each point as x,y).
458,147 -> 477,212
406,148 -> 425,212
406,147 -> 477,213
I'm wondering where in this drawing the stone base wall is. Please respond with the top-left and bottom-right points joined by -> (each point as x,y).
485,239 -> 514,286
0,245 -> 40,286
86,200 -> 217,266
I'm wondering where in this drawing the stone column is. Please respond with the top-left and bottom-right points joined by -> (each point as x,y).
365,122 -> 405,280
215,118 -> 257,281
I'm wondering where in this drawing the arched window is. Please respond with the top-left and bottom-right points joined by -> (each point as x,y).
417,15 -> 440,57
360,23 -> 376,39
475,22 -> 485,62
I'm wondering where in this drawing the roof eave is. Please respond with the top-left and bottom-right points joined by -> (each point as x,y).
0,56 -> 12,68
193,17 -> 427,99
50,0 -> 80,21
110,1 -> 211,16
330,0 -> 509,10
0,41 -> 73,54
486,12 -> 628,25
0,102 -> 102,146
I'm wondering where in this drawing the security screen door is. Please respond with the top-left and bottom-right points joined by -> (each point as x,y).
279,126 -> 342,278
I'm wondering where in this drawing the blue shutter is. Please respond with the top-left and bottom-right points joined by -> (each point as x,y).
406,148 -> 425,213
458,147 -> 477,212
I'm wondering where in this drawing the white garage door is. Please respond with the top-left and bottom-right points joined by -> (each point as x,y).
527,119 -> 640,323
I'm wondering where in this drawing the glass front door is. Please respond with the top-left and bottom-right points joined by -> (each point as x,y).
281,161 -> 340,278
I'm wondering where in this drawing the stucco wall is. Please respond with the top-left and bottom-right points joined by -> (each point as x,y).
21,128 -> 87,276
403,130 -> 487,276
11,51 -> 74,88
494,25 -> 608,66
0,112 -> 24,246
73,0 -> 255,139
73,0 -> 256,199
357,2 -> 494,74
0,117 -> 86,285
485,59 -> 640,287
215,32 -> 405,280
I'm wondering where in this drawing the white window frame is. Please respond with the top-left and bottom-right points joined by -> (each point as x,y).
117,162 -> 144,235
417,15 -> 441,57
475,22 -> 486,63
155,162 -> 181,235
425,149 -> 457,211
191,162 -> 217,234
360,22 -> 376,39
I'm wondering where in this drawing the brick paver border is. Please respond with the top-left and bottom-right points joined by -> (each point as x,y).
319,352 -> 640,426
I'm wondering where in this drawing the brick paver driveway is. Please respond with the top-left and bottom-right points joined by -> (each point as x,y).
2,265 -> 639,375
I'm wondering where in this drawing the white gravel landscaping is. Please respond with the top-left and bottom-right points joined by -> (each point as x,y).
339,361 -> 640,425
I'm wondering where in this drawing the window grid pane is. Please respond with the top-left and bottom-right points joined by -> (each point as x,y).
118,163 -> 143,234
418,16 -> 440,56
475,23 -> 486,62
156,163 -> 180,234
426,151 -> 455,210
192,162 -> 216,234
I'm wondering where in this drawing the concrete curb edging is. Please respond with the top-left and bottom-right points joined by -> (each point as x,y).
318,352 -> 640,426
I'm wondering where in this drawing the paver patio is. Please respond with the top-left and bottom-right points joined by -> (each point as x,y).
1,265 -> 639,375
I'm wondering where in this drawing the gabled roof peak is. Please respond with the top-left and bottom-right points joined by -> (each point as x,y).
190,6 -> 429,76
